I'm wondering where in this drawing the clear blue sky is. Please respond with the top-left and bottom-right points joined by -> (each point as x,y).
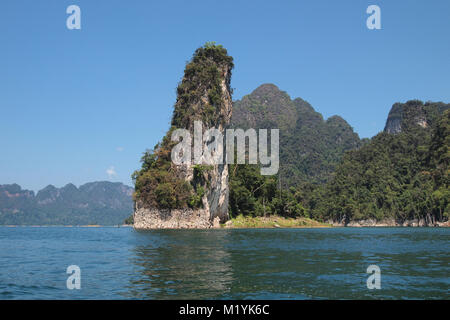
1,0 -> 449,191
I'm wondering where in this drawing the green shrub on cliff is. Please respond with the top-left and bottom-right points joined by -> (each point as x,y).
172,43 -> 233,128
132,143 -> 192,209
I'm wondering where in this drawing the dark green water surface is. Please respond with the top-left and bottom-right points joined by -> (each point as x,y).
0,227 -> 448,299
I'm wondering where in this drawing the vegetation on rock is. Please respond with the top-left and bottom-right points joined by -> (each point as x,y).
132,42 -> 234,210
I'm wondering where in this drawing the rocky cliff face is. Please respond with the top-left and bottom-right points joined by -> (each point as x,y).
133,43 -> 234,229
384,100 -> 449,134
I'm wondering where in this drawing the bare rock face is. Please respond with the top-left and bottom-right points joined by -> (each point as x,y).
384,100 -> 449,134
191,63 -> 233,226
133,43 -> 234,229
384,101 -> 427,134
384,117 -> 403,134
202,162 -> 230,225
134,206 -> 211,229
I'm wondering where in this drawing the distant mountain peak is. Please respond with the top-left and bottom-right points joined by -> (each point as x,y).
42,184 -> 57,191
251,83 -> 282,94
327,115 -> 349,125
62,183 -> 78,192
233,83 -> 298,131
232,84 -> 361,186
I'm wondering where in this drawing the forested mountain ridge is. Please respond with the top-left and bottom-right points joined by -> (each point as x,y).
303,103 -> 449,225
229,96 -> 449,226
232,84 -> 361,186
0,182 -> 133,225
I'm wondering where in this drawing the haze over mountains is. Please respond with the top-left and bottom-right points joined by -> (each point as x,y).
0,182 -> 133,225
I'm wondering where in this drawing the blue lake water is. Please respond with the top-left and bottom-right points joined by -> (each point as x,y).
0,227 -> 448,299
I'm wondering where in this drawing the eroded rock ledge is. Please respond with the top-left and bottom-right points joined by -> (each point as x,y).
134,205 -> 221,229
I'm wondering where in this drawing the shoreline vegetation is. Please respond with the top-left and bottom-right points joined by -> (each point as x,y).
222,215 -> 332,228
221,215 -> 450,228
1,219 -> 448,228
